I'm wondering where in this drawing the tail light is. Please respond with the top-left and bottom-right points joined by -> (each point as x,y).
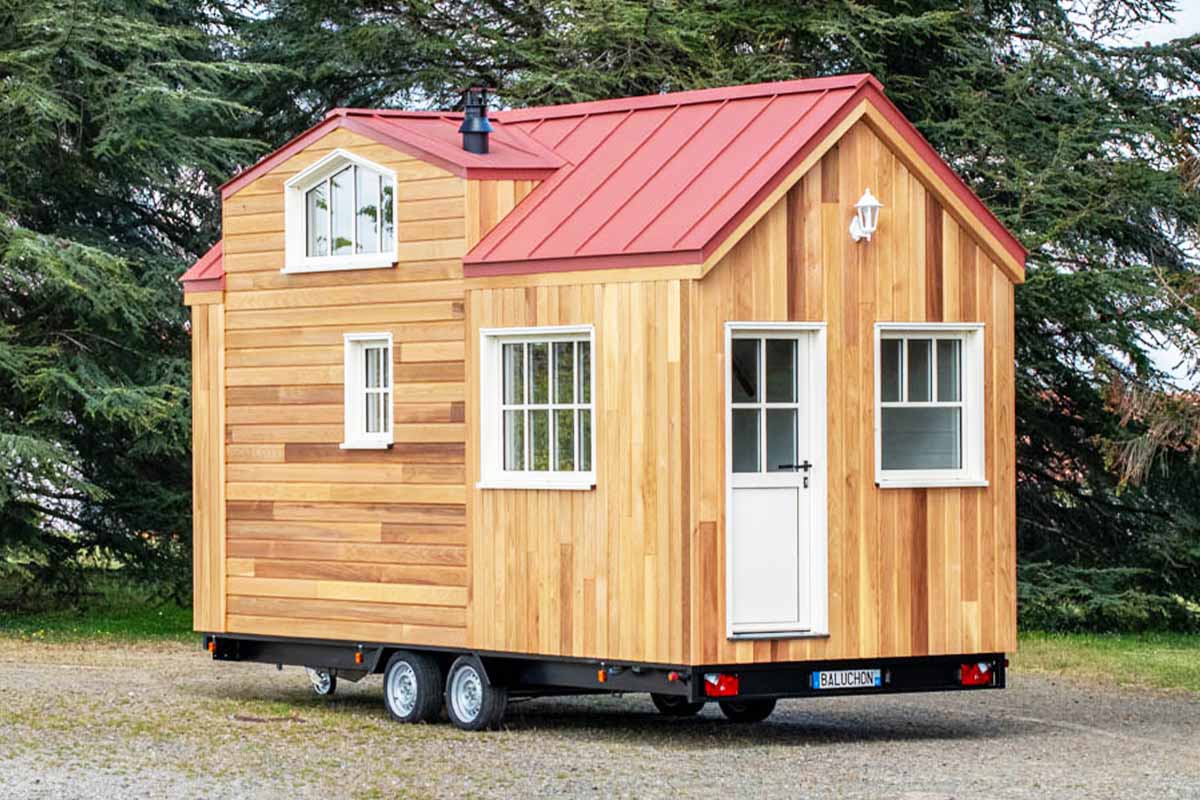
703,673 -> 740,697
959,662 -> 993,686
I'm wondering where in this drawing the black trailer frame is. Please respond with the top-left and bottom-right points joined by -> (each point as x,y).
203,632 -> 1006,702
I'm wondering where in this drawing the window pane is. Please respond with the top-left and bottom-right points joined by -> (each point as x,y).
881,338 -> 902,403
578,341 -> 591,403
355,166 -> 380,254
529,343 -> 549,404
555,409 -> 575,470
503,410 -> 525,470
330,166 -> 354,255
906,339 -> 932,402
380,180 -> 394,252
530,410 -> 550,470
364,346 -> 387,389
553,342 -> 574,404
731,338 -> 759,403
503,343 -> 524,404
731,408 -> 760,473
937,339 -> 961,402
305,183 -> 329,257
766,409 -> 797,472
578,410 -> 592,471
881,407 -> 961,470
765,339 -> 796,403
365,391 -> 387,434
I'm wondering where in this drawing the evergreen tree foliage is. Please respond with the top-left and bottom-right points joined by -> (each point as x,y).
0,0 -> 271,600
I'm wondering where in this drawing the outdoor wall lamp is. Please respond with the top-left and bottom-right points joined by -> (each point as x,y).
849,188 -> 883,242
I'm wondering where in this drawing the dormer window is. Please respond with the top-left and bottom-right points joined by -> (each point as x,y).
284,149 -> 397,274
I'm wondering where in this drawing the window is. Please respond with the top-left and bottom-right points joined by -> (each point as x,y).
874,323 -> 985,488
284,149 -> 396,274
342,333 -> 393,449
479,326 -> 595,490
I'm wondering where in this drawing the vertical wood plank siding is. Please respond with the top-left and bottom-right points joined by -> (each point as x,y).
687,120 -> 1017,664
192,300 -> 226,631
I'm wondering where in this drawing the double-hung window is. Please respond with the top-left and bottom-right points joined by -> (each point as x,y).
874,323 -> 985,488
284,149 -> 397,274
479,326 -> 595,490
342,333 -> 393,449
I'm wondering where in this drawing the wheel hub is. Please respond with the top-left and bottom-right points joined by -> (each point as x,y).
452,666 -> 483,721
388,662 -> 418,717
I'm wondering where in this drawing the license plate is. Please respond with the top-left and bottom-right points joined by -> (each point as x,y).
811,668 -> 882,690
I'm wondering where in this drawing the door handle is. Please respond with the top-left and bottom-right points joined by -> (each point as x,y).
775,462 -> 814,472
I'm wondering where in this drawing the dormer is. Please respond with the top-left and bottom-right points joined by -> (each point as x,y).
284,149 -> 398,274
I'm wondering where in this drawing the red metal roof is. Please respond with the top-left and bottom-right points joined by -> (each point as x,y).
180,242 -> 224,292
203,74 -> 1026,287
220,111 -> 564,198
465,74 -> 1026,276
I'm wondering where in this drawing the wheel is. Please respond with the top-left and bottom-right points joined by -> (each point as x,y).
651,693 -> 705,717
445,656 -> 507,731
306,667 -> 337,697
718,698 -> 776,723
383,651 -> 444,723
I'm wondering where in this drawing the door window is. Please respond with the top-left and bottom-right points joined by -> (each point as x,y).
730,337 -> 800,473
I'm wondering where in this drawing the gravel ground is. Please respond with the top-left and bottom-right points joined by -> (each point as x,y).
1,638 -> 1197,799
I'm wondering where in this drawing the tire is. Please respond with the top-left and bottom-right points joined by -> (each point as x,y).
718,698 -> 776,723
651,693 -> 705,717
383,651 -> 444,724
306,667 -> 337,697
445,656 -> 507,731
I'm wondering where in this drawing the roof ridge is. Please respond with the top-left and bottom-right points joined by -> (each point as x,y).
495,74 -> 876,123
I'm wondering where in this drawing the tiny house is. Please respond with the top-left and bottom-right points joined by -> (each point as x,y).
184,76 -> 1023,730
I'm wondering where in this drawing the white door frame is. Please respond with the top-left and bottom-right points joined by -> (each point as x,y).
724,321 -> 829,639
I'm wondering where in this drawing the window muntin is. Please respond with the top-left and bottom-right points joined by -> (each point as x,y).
875,325 -> 984,486
285,149 -> 397,274
342,333 -> 393,449
481,326 -> 595,489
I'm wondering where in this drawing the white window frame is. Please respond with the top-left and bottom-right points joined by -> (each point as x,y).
478,325 -> 596,491
874,322 -> 987,489
341,332 -> 394,450
283,149 -> 398,274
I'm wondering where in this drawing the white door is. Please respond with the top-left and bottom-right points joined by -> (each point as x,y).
726,326 -> 827,638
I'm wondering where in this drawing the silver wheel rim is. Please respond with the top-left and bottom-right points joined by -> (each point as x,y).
307,668 -> 333,695
450,664 -> 483,723
387,662 -> 419,718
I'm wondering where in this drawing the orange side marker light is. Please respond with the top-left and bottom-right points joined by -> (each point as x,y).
207,639 -> 216,654
597,669 -> 607,684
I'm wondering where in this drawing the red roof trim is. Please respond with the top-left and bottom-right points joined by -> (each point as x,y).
464,248 -> 704,277
180,242 -> 225,292
498,74 -> 877,123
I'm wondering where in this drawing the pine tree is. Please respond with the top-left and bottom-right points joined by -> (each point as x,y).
0,0 -> 273,600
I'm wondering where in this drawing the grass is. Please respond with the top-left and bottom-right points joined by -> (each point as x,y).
0,577 -> 192,642
1014,630 -> 1200,693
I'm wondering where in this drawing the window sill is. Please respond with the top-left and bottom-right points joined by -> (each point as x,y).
340,440 -> 392,450
477,476 -> 596,491
284,255 -> 396,275
876,477 -> 989,489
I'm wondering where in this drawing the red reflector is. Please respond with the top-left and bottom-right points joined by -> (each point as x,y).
667,671 -> 680,683
960,662 -> 992,686
703,673 -> 739,697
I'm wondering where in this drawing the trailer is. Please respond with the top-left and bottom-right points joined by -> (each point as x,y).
183,74 -> 1023,731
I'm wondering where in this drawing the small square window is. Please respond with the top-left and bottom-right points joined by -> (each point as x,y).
875,324 -> 985,488
480,327 -> 595,490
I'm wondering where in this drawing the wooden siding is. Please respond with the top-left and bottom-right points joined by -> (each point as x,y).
687,120 -> 1017,664
218,127 -> 472,647
465,281 -> 691,663
191,299 -> 226,631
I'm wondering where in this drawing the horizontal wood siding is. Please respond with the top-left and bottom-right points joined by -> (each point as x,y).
689,120 -> 1017,664
219,127 -> 469,646
466,280 -> 689,663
